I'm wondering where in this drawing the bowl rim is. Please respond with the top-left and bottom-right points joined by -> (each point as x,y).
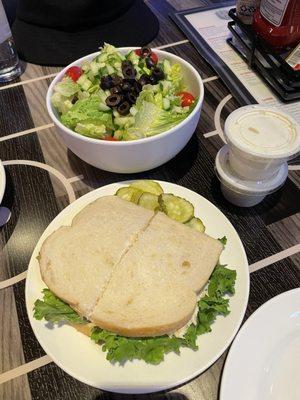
46,47 -> 204,146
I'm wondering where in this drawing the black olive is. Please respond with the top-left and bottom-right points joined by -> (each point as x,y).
105,94 -> 122,108
149,75 -> 157,85
123,66 -> 137,80
111,75 -> 123,86
71,96 -> 78,104
122,80 -> 132,92
152,67 -> 165,81
117,101 -> 131,116
141,47 -> 151,58
145,56 -> 155,69
132,80 -> 142,94
100,75 -> 113,90
110,85 -> 122,94
122,60 -> 133,69
138,74 -> 150,87
126,92 -> 137,104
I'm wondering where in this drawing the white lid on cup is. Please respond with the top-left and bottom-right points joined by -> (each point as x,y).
224,105 -> 300,161
215,146 -> 288,196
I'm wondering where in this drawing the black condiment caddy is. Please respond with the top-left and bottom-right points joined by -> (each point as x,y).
227,8 -> 300,102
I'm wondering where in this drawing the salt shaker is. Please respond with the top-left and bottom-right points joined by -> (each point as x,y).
0,0 -> 21,82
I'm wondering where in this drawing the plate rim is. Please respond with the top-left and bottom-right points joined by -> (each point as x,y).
25,180 -> 250,393
220,287 -> 300,400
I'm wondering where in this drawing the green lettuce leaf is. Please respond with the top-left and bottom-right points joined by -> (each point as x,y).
128,100 -> 191,138
75,120 -> 107,139
167,63 -> 185,92
218,236 -> 227,246
54,78 -> 79,97
208,263 -> 237,297
34,265 -> 236,364
60,96 -> 114,131
91,327 -> 183,365
33,289 -> 87,324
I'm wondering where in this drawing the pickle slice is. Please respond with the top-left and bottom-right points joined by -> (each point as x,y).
116,187 -> 143,204
138,192 -> 160,211
185,217 -> 205,233
129,180 -> 163,196
159,193 -> 194,223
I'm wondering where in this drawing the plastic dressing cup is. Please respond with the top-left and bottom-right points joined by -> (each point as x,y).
215,146 -> 288,207
224,105 -> 300,180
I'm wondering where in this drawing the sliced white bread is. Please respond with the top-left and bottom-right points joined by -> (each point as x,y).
137,211 -> 223,293
90,211 -> 221,336
90,239 -> 197,337
39,196 -> 154,316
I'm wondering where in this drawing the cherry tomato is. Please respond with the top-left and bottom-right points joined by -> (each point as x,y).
104,136 -> 119,141
178,91 -> 195,107
150,52 -> 158,64
134,49 -> 158,64
66,66 -> 82,82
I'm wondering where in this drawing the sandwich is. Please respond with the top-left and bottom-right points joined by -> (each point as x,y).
34,185 -> 236,364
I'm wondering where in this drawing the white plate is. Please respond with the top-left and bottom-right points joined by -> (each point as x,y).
0,160 -> 6,204
26,181 -> 249,394
220,288 -> 300,400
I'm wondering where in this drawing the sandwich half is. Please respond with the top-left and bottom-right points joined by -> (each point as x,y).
39,196 -> 154,317
39,196 -> 223,337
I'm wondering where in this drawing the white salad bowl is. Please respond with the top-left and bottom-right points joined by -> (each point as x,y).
46,48 -> 204,173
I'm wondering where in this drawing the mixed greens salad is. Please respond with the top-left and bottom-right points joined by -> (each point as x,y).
34,180 -> 236,365
51,44 -> 197,141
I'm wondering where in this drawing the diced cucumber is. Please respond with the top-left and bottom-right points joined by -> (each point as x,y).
154,93 -> 163,108
130,106 -> 138,116
116,187 -> 143,204
143,66 -> 151,75
98,103 -> 110,111
106,64 -> 115,75
161,80 -> 172,95
90,61 -> 100,75
159,194 -> 194,223
129,180 -> 164,196
87,71 -> 95,81
163,98 -> 170,110
185,217 -> 205,233
60,99 -> 73,114
88,84 -> 100,94
77,90 -> 90,100
114,116 -> 135,127
127,50 -> 140,65
163,59 -> 171,74
81,61 -> 90,72
138,192 -> 160,211
114,61 -> 121,69
77,74 -> 92,90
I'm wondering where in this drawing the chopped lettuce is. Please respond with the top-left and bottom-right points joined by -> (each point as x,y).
34,264 -> 236,364
33,289 -> 87,324
53,77 -> 79,97
75,121 -> 107,139
165,63 -> 185,92
128,100 -> 192,139
60,96 -> 114,133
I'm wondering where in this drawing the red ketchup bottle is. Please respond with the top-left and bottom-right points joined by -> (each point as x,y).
252,0 -> 300,51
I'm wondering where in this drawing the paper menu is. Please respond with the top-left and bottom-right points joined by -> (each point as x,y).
185,7 -> 300,124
